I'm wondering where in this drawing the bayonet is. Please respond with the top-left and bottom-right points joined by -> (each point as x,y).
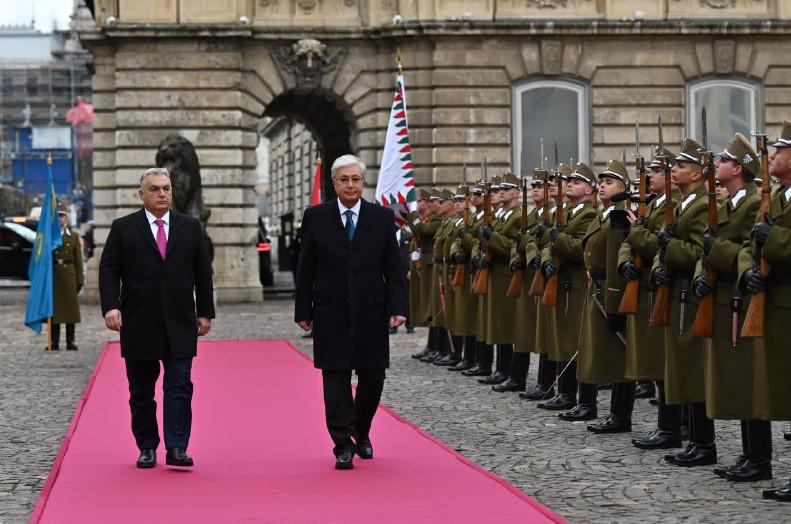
732,295 -> 741,348
658,115 -> 664,157
482,154 -> 488,183
701,107 -> 708,151
540,138 -> 545,171
462,162 -> 467,185
554,142 -> 559,172
679,281 -> 690,336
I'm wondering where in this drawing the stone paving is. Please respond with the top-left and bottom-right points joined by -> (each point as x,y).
1,285 -> 789,523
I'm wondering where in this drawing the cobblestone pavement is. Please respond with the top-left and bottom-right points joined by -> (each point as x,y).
1,288 -> 789,523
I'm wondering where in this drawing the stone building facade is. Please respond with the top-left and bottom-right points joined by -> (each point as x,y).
79,0 -> 791,301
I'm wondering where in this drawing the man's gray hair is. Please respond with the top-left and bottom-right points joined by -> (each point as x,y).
139,167 -> 171,188
331,154 -> 366,179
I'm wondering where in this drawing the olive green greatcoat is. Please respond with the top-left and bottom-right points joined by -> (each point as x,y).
450,209 -> 483,337
443,215 -> 465,334
542,201 -> 597,362
485,205 -> 521,344
52,229 -> 84,324
461,209 -> 489,341
692,184 -> 760,420
618,193 -> 671,380
534,206 -> 560,359
430,216 -> 456,328
511,206 -> 543,353
653,183 -> 708,405
408,234 -> 420,328
578,204 -> 629,384
737,184 -> 791,420
407,211 -> 441,326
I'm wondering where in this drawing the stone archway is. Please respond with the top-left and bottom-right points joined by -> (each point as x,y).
263,87 -> 357,202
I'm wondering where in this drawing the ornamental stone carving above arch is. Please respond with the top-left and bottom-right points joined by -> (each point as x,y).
272,38 -> 347,88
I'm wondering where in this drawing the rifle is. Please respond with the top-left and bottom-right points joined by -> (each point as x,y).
506,172 -> 529,297
528,167 -> 550,297
619,121 -> 646,314
741,133 -> 771,337
692,108 -> 717,337
649,116 -> 674,327
472,155 -> 492,295
452,163 -> 470,287
541,148 -> 565,307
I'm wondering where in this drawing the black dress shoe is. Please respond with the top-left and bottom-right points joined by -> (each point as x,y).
671,443 -> 717,467
537,394 -> 576,411
725,458 -> 773,482
478,371 -> 508,385
136,449 -> 156,469
772,484 -> 791,502
335,450 -> 354,470
763,481 -> 791,500
448,359 -> 474,372
420,350 -> 440,362
165,447 -> 194,467
713,454 -> 746,478
355,438 -> 373,459
46,345 -> 60,351
649,398 -> 659,406
433,354 -> 461,366
412,348 -> 431,359
462,365 -> 492,377
785,432 -> 791,441
633,429 -> 682,450
559,403 -> 598,421
66,342 -> 78,351
665,443 -> 694,462
492,378 -> 526,392
587,415 -> 631,434
634,382 -> 655,399
520,385 -> 554,401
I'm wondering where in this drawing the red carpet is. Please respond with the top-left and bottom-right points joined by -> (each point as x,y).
32,340 -> 563,523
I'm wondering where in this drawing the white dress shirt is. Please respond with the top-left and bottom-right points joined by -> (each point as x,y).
338,198 -> 361,227
144,209 -> 170,241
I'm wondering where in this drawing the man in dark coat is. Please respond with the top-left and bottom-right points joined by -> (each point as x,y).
99,167 -> 214,469
295,154 -> 408,470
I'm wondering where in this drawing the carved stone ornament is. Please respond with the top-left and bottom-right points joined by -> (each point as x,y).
700,0 -> 736,7
258,0 -> 275,6
297,0 -> 318,14
528,0 -> 568,7
272,39 -> 346,87
714,40 -> 735,74
541,40 -> 562,74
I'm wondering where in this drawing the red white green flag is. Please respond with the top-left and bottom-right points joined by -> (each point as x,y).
375,74 -> 416,226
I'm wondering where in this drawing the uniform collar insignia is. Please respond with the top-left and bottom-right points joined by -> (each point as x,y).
730,188 -> 747,208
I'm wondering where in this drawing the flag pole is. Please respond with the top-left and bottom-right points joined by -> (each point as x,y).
396,47 -> 403,76
47,152 -> 53,352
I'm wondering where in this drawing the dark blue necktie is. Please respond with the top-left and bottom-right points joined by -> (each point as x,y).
344,209 -> 355,241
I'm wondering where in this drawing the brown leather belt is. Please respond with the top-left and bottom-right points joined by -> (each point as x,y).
53,258 -> 75,266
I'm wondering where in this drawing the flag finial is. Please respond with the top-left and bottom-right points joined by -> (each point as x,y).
396,47 -> 403,76
47,152 -> 52,166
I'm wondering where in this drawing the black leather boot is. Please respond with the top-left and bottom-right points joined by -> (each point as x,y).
537,393 -> 576,410
65,324 -> 78,350
450,336 -> 476,371
632,428 -> 682,450
634,381 -> 656,399
559,403 -> 598,421
520,384 -> 554,401
587,415 -> 631,433
493,352 -> 529,392
725,458 -> 772,482
713,454 -> 746,478
671,443 -> 717,467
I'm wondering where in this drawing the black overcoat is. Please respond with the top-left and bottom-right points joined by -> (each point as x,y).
294,199 -> 407,370
99,209 -> 215,360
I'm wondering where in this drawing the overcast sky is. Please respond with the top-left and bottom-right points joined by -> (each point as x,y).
0,0 -> 73,32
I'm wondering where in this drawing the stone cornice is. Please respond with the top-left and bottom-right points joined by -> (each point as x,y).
78,18 -> 791,43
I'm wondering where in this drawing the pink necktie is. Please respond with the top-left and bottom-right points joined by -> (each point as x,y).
154,219 -> 167,260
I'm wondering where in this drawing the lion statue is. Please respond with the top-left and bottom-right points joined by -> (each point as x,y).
155,134 -> 213,259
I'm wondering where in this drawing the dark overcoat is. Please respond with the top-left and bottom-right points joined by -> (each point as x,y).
99,209 -> 215,360
294,199 -> 407,371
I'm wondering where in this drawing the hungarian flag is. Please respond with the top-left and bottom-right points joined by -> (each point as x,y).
375,75 -> 416,226
310,154 -> 322,206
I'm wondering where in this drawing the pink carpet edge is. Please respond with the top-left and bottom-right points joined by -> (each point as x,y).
31,338 -> 566,524
30,341 -> 113,524
281,339 -> 566,524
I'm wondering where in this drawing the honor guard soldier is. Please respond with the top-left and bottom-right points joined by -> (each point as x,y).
478,172 -> 522,387
620,149 -> 683,449
449,185 -> 485,371
407,189 -> 431,340
651,139 -> 716,467
496,170 -> 549,392
423,189 -> 456,363
408,188 -> 443,360
463,176 -> 502,378
738,121 -> 791,500
580,160 -> 635,433
522,165 -> 569,401
537,163 -> 598,416
692,133 -> 771,481
51,202 -> 84,351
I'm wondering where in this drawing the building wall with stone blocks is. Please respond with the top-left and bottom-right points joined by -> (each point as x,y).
79,0 -> 791,301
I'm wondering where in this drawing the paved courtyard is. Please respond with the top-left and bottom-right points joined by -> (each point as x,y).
1,285 -> 789,523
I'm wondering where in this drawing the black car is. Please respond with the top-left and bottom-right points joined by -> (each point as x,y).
0,220 -> 36,279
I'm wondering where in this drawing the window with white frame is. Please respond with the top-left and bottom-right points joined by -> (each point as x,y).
513,79 -> 589,176
688,77 -> 760,154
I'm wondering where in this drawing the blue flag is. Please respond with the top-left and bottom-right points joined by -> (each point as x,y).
25,166 -> 62,333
